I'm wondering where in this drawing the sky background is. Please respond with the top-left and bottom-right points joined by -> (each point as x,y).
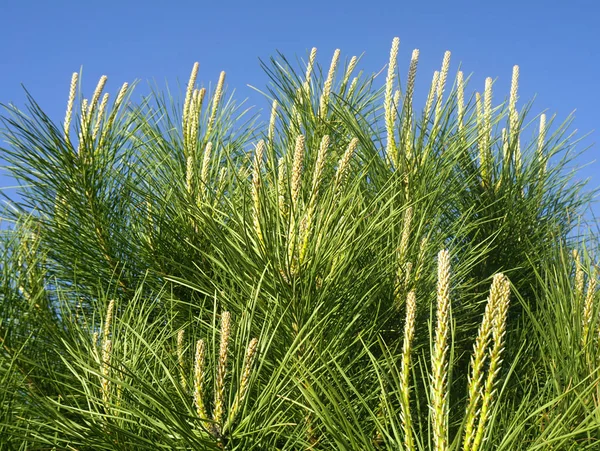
1,0 -> 599,220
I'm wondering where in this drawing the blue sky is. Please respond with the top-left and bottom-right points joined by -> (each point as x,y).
1,0 -> 598,218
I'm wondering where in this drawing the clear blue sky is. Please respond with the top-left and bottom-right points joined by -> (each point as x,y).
1,0 -> 598,218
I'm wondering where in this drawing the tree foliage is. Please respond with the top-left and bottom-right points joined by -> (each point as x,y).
0,39 -> 598,450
